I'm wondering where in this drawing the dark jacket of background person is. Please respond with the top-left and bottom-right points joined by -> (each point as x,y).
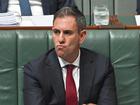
137,0 -> 140,14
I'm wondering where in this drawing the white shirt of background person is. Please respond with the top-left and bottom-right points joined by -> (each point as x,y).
8,0 -> 43,15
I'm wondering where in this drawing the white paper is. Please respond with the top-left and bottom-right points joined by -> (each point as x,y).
20,15 -> 54,26
20,16 -> 33,26
135,15 -> 140,26
0,12 -> 18,25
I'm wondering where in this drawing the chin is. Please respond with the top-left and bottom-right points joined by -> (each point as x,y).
56,51 -> 65,58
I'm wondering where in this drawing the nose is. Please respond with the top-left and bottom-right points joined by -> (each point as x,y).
58,32 -> 65,44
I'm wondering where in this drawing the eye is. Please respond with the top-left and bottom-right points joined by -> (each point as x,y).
63,30 -> 73,36
52,29 -> 60,35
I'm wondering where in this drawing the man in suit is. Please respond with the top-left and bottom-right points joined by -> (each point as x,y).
137,0 -> 140,14
24,7 -> 117,105
0,0 -> 77,15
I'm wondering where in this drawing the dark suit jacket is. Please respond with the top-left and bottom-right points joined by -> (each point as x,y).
24,48 -> 117,105
137,0 -> 140,14
0,0 -> 76,15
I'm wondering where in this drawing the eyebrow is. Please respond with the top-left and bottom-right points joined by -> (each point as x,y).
65,30 -> 74,34
52,28 -> 74,33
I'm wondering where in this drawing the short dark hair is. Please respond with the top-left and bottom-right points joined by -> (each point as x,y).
53,7 -> 86,32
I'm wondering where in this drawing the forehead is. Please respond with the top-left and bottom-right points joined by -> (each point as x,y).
54,16 -> 76,23
53,16 -> 78,30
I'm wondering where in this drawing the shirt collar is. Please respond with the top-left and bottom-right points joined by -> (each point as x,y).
58,50 -> 80,68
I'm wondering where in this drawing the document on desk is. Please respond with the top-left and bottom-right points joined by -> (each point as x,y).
0,12 -> 19,26
135,15 -> 140,26
20,15 -> 54,26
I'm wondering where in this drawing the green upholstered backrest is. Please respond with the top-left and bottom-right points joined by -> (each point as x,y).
110,30 -> 140,105
17,30 -> 49,105
0,31 -> 17,105
82,30 -> 110,57
0,30 -> 139,105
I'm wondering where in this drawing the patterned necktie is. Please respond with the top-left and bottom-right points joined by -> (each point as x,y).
19,0 -> 32,16
66,64 -> 78,105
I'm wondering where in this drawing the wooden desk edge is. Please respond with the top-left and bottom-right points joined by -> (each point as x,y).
0,25 -> 140,30
0,26 -> 52,30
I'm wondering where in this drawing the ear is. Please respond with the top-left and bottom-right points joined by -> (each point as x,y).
79,30 -> 87,44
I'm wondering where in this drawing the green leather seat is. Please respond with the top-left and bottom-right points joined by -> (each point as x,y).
110,30 -> 140,105
17,30 -> 49,105
0,31 -> 17,105
82,30 -> 110,57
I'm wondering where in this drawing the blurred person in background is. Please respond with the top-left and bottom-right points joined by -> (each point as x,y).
0,0 -> 77,16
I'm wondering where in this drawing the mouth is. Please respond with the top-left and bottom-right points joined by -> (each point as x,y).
56,45 -> 66,49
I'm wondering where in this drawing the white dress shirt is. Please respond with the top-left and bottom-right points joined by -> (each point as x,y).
58,50 -> 80,99
8,0 -> 43,15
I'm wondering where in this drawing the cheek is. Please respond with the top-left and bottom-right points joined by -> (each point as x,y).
68,38 -> 80,48
52,36 -> 57,44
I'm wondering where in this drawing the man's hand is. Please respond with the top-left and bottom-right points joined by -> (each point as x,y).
83,103 -> 96,105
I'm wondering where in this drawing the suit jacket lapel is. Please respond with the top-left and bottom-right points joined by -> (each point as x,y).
79,48 -> 96,104
45,50 -> 65,104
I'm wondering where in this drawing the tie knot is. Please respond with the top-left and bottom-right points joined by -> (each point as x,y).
66,64 -> 75,72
